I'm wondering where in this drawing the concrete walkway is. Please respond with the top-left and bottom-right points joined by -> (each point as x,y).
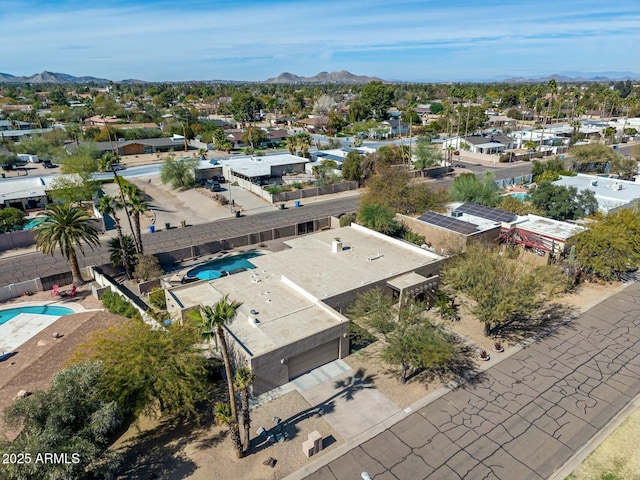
289,282 -> 640,480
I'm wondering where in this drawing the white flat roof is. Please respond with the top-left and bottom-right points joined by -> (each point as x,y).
0,176 -> 57,201
169,224 -> 443,354
218,154 -> 308,177
554,174 -> 640,213
512,214 -> 586,241
252,224 -> 442,301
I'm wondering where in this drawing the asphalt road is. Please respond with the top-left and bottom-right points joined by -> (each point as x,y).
301,282 -> 640,480
0,162 -> 533,286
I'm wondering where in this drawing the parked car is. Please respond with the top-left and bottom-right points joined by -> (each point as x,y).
42,160 -> 57,168
206,179 -> 222,192
213,175 -> 226,183
107,164 -> 123,172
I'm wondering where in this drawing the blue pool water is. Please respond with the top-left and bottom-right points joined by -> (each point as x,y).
0,305 -> 74,326
24,218 -> 44,230
186,252 -> 263,281
509,192 -> 530,201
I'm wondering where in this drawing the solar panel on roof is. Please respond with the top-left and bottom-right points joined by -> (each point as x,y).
417,211 -> 479,235
454,203 -> 517,223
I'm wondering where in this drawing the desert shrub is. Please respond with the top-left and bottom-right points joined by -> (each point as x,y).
101,291 -> 139,319
134,254 -> 163,281
148,288 -> 167,310
339,213 -> 356,227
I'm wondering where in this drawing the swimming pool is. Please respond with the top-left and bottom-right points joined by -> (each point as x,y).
23,218 -> 44,230
509,192 -> 530,201
186,252 -> 263,281
0,305 -> 74,326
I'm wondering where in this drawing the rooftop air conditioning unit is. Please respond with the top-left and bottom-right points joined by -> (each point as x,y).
451,211 -> 463,218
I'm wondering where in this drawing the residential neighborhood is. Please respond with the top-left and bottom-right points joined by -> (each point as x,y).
1,2 -> 640,478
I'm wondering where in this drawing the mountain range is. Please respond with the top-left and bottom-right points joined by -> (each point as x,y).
0,71 -> 111,84
265,70 -> 384,84
0,70 -> 636,85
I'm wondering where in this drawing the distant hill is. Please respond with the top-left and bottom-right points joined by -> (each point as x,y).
265,70 -> 384,84
0,71 -> 110,84
497,72 -> 638,83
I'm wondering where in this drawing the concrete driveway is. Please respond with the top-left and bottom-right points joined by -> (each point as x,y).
299,369 -> 402,441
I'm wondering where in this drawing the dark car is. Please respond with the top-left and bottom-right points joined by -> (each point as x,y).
213,175 -> 226,183
42,160 -> 57,168
206,179 -> 222,192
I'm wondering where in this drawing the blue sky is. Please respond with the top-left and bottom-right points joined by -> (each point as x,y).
2,0 -> 639,82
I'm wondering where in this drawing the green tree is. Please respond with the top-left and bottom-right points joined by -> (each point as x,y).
214,402 -> 243,459
569,143 -> 619,172
341,150 -> 363,181
107,235 -> 138,274
133,253 -> 163,281
572,209 -> 640,280
357,203 -> 400,235
443,244 -> 566,335
0,362 -> 122,480
98,194 -> 133,278
609,155 -> 637,180
123,183 -> 147,254
360,81 -> 395,120
231,92 -> 263,124
382,318 -> 457,384
73,319 -> 209,421
35,204 -> 100,285
242,126 -> 267,149
159,154 -> 198,189
234,367 -> 256,453
448,172 -> 500,206
188,296 -> 243,426
0,207 -> 28,233
347,288 -> 397,336
362,165 -> 446,215
413,136 -> 443,175
530,183 -> 597,220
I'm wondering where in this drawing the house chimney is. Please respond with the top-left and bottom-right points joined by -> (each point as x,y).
332,238 -> 343,253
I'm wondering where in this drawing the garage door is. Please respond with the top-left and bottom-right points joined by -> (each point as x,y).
288,339 -> 340,380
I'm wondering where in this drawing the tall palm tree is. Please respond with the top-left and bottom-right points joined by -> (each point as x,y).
97,194 -> 133,279
214,402 -> 243,458
122,183 -> 147,254
234,367 -> 256,453
189,295 -> 243,424
35,204 -> 100,285
539,79 -> 557,150
101,152 -> 139,256
463,87 -> 477,139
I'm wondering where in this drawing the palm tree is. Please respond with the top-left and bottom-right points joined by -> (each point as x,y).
188,295 -> 243,423
214,402 -> 243,458
35,204 -> 100,285
122,183 -> 147,254
539,79 -> 557,150
234,367 -> 256,453
107,235 -> 137,273
101,152 -> 139,256
97,194 -> 133,279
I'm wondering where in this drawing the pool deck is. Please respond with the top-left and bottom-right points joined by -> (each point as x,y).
0,301 -> 86,353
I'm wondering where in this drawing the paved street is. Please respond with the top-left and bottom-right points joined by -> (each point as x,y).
298,283 -> 640,480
